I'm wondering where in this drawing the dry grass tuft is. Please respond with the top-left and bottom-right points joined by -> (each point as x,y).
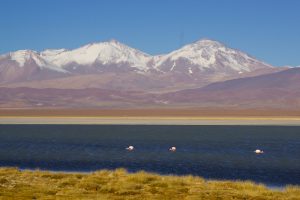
0,167 -> 299,199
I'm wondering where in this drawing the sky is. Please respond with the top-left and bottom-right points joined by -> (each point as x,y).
0,0 -> 299,66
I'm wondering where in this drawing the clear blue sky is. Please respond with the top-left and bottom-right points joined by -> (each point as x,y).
0,0 -> 299,66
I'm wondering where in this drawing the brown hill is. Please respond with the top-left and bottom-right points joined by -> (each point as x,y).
163,68 -> 300,109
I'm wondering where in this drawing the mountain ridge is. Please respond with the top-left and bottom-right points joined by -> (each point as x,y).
0,38 -> 274,72
0,38 -> 283,91
0,67 -> 299,109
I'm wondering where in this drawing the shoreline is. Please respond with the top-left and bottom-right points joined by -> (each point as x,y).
0,167 -> 299,199
15,167 -> 290,189
1,116 -> 300,125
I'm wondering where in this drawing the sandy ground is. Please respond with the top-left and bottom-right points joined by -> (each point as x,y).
1,108 -> 300,117
1,116 -> 300,125
1,109 -> 300,125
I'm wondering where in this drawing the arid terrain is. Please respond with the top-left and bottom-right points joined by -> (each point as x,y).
1,108 -> 300,125
1,67 -> 299,109
1,108 -> 300,117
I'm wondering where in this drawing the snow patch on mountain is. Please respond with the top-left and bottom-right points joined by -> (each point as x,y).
41,49 -> 67,57
170,62 -> 176,71
40,40 -> 151,71
9,50 -> 43,67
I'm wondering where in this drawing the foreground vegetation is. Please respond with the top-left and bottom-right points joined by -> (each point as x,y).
0,168 -> 299,200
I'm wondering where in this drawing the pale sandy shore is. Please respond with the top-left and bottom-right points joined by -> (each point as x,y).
1,116 -> 300,125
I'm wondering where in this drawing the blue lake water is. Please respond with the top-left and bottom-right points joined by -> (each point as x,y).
0,125 -> 299,186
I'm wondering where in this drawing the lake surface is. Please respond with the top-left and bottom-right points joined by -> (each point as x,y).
0,125 -> 299,186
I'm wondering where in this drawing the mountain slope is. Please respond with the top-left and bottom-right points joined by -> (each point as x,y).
162,68 -> 300,108
0,87 -> 156,108
0,50 -> 68,83
1,68 -> 298,109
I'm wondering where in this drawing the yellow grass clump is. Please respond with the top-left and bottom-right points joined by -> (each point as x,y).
0,167 -> 299,200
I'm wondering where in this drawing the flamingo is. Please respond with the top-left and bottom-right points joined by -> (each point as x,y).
126,146 -> 134,151
169,146 -> 176,152
254,149 -> 264,154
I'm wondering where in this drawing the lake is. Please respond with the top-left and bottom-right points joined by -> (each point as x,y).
0,125 -> 299,186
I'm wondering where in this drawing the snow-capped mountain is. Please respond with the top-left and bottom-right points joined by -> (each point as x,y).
0,50 -> 68,83
1,50 -> 66,72
154,39 -> 272,75
0,39 -> 282,90
40,40 -> 151,72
